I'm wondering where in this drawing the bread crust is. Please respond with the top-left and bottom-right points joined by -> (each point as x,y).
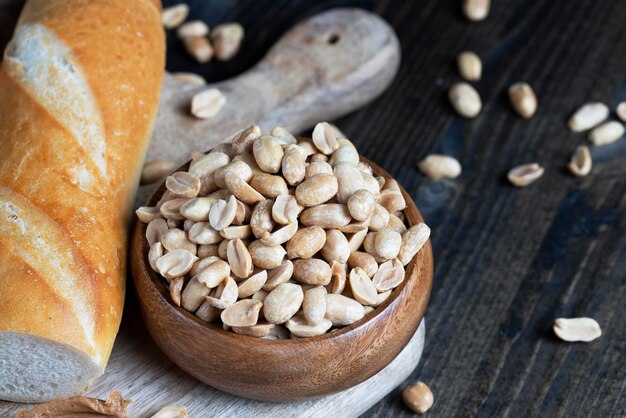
0,0 -> 164,381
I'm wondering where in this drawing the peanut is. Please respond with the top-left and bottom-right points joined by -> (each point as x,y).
325,294 -> 365,326
292,259 -> 332,285
263,283 -> 304,324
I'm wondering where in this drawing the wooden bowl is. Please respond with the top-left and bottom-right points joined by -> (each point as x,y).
130,155 -> 433,402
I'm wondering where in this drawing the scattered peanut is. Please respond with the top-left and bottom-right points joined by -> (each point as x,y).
162,4 -> 189,29
449,82 -> 482,118
191,88 -> 226,119
182,36 -> 214,63
177,20 -> 209,39
151,404 -> 188,418
402,381 -> 434,414
462,0 -> 490,21
508,82 -> 538,119
457,51 -> 481,81
172,72 -> 206,86
567,145 -> 592,177
568,103 -> 609,132
211,23 -> 244,61
507,163 -> 544,187
418,154 -> 462,179
553,317 -> 602,342
588,121 -> 624,146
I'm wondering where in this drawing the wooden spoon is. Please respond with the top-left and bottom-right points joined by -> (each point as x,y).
138,8 -> 400,204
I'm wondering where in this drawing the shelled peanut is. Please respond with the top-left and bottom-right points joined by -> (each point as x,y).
136,122 -> 431,339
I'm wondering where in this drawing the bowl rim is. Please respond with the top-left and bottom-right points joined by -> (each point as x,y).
133,151 -> 431,347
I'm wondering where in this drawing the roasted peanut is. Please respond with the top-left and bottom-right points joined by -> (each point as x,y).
166,172 -> 201,197
368,204 -> 390,232
403,381 -> 434,414
181,276 -> 211,312
373,258 -> 405,292
329,145 -> 359,166
328,261 -> 348,294
349,268 -> 379,306
180,197 -> 213,222
237,270 -> 268,298
206,276 -> 238,309
348,251 -> 378,278
282,144 -> 307,186
188,222 -> 222,245
263,283 -> 304,324
197,243 -> 219,259
195,300 -> 221,323
292,259 -> 332,285
270,126 -> 298,146
221,299 -> 263,327
305,161 -> 333,179
161,228 -> 197,254
312,122 -> 339,155
169,277 -> 185,306
146,218 -> 169,246
374,228 -> 402,260
136,206 -> 162,223
250,173 -> 289,198
272,194 -> 303,225
253,136 -> 284,174
211,23 -> 244,61
232,322 -> 275,338
195,259 -> 231,288
286,315 -> 333,337
302,286 -> 327,324
248,240 -> 286,269
334,162 -> 364,203
160,198 -> 188,221
263,259 -> 294,291
191,88 -> 225,117
295,174 -> 338,207
148,242 -> 163,272
162,4 -> 189,29
325,294 -> 365,326
286,226 -> 326,259
321,229 -> 350,264
347,189 -> 376,221
227,238 -> 254,279
553,317 -> 602,342
224,173 -> 265,205
398,223 -> 430,266
300,204 -> 352,229
260,221 -> 298,246
250,198 -> 275,239
220,224 -> 252,240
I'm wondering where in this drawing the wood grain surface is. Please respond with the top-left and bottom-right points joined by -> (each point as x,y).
158,0 -> 625,416
0,0 -> 625,417
131,156 -> 432,402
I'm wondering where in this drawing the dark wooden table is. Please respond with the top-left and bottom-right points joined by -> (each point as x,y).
2,0 -> 625,417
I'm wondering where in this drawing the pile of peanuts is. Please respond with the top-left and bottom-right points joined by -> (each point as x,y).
136,122 -> 431,339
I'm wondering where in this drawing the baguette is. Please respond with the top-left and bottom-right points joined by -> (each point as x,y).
0,0 -> 164,402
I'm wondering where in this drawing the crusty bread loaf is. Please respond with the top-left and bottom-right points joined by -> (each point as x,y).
0,0 -> 164,402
